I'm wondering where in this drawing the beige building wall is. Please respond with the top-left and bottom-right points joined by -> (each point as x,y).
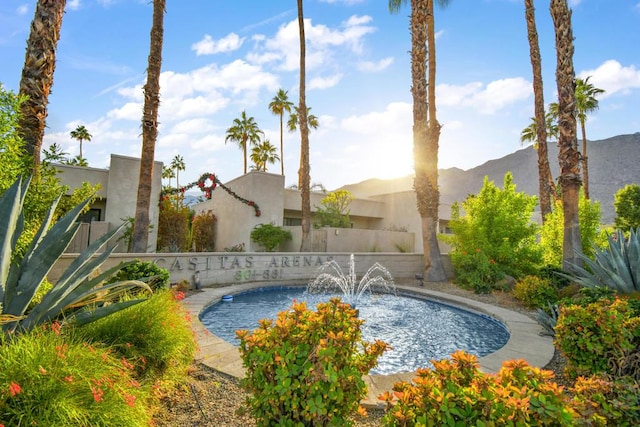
55,154 -> 163,253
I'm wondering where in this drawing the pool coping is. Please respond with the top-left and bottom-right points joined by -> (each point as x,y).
182,282 -> 555,408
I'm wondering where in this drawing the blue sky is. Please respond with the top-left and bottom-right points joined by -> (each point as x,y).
1,0 -> 639,190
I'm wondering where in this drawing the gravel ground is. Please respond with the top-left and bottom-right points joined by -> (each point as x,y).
153,281 -> 569,426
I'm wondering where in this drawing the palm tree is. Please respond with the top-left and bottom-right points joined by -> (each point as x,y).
297,0 -> 312,252
575,76 -> 605,199
268,89 -> 294,176
250,139 -> 280,172
523,0 -> 555,221
551,0 -> 582,270
162,164 -> 175,188
131,0 -> 165,254
70,125 -> 92,160
288,106 -> 319,189
65,155 -> 88,167
225,111 -> 264,175
18,0 -> 67,171
170,154 -> 186,190
390,0 -> 449,281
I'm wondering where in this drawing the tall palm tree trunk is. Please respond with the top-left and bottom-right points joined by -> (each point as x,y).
131,0 -> 165,253
551,0 -> 582,269
413,0 -> 446,281
297,0 -> 312,252
524,0 -> 555,221
18,0 -> 67,171
279,113 -> 285,176
580,120 -> 589,199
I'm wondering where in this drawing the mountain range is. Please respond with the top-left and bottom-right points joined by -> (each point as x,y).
339,133 -> 640,224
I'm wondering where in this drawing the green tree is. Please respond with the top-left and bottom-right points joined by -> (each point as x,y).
551,0 -> 582,270
65,155 -> 88,167
225,111 -> 264,175
523,0 -> 556,221
614,184 -> 640,231
18,0 -> 66,170
132,0 -> 165,254
268,88 -> 294,176
389,0 -> 450,282
250,223 -> 292,252
575,76 -> 605,199
250,139 -> 280,172
42,143 -> 69,164
314,189 -> 354,228
69,125 -> 92,160
445,172 -> 541,290
170,154 -> 185,190
296,0 -> 312,252
162,164 -> 175,188
540,193 -> 604,267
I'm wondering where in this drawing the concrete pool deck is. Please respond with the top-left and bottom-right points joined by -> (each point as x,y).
183,282 -> 555,408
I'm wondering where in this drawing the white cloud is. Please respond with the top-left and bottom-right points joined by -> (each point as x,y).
437,77 -> 532,114
309,74 -> 343,90
578,60 -> 640,98
341,102 -> 411,134
66,0 -> 81,11
192,33 -> 244,55
16,4 -> 29,15
357,57 -> 393,72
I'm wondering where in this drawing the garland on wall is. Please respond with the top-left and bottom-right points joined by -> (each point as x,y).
163,172 -> 261,217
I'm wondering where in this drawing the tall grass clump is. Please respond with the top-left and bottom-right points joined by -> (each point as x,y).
0,326 -> 151,426
77,289 -> 196,387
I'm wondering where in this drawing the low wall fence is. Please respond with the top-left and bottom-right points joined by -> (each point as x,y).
52,252 -> 453,289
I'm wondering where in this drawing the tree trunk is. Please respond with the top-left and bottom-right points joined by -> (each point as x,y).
280,113 -> 285,176
297,0 -> 312,252
131,0 -> 165,253
580,119 -> 589,199
412,0 -> 446,281
524,0 -> 555,221
18,0 -> 67,171
551,0 -> 582,270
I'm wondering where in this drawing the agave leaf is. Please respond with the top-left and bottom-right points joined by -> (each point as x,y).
6,197 -> 92,316
70,298 -> 148,327
628,228 -> 640,288
25,227 -> 127,326
0,177 -> 30,305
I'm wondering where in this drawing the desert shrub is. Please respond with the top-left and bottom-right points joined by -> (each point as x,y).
513,275 -> 559,309
554,298 -> 640,379
380,351 -> 575,426
571,375 -> 640,426
237,298 -> 388,426
444,172 -> 541,292
449,248 -> 503,293
157,197 -> 191,252
539,195 -> 604,267
0,326 -> 151,426
614,183 -> 640,231
314,189 -> 354,228
250,223 -> 292,252
107,259 -> 170,292
191,209 -> 216,251
77,290 -> 196,386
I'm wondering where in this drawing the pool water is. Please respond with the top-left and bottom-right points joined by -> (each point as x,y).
200,286 -> 510,375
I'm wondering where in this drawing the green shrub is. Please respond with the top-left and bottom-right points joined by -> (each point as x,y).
443,172 -> 542,291
449,248 -> 503,293
237,298 -> 388,426
157,197 -> 191,252
380,351 -> 575,426
191,209 -> 216,251
107,259 -> 170,292
77,290 -> 196,386
554,298 -> 640,379
513,275 -> 559,309
250,223 -> 292,252
0,327 -> 151,426
572,375 -> 640,426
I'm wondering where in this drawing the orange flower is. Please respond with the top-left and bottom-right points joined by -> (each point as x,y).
91,386 -> 104,402
9,382 -> 21,396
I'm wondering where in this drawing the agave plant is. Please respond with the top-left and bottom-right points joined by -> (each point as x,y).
1,177 -> 151,334
565,228 -> 640,294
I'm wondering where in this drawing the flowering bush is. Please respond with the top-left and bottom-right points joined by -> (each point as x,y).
513,275 -> 559,309
237,298 -> 388,426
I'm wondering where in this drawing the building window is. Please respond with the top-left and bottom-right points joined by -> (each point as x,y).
284,217 -> 302,226
78,208 -> 101,223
